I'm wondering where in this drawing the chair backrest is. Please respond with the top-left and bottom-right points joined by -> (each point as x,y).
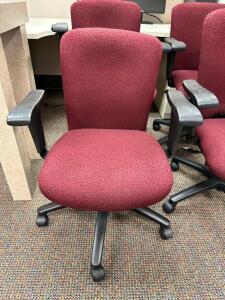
171,2 -> 225,71
198,9 -> 225,118
71,0 -> 141,32
60,28 -> 162,130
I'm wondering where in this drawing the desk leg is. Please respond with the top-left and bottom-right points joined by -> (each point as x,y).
0,36 -> 35,201
2,26 -> 39,160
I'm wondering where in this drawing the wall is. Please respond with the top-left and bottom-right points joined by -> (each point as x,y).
27,0 -> 74,18
27,0 -> 183,22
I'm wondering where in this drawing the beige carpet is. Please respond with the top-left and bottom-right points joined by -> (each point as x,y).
0,91 -> 224,299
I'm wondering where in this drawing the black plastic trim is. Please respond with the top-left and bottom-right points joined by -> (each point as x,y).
162,42 -> 172,53
51,23 -> 69,34
182,79 -> 219,109
167,89 -> 203,127
164,37 -> 186,52
7,90 -> 47,158
7,90 -> 45,126
167,89 -> 203,156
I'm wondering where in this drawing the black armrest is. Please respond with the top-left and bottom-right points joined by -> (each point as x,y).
7,90 -> 47,158
182,79 -> 219,109
167,89 -> 203,127
51,23 -> 69,35
161,42 -> 172,53
164,37 -> 186,52
167,89 -> 203,156
7,90 -> 45,126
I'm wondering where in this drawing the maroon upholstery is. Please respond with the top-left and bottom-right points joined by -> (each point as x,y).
172,70 -> 198,93
60,28 -> 162,130
197,9 -> 225,118
39,129 -> 173,211
71,0 -> 141,32
171,2 -> 225,72
196,119 -> 225,181
39,29 -> 173,211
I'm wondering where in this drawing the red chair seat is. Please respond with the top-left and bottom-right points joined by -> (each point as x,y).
39,129 -> 173,211
196,119 -> 225,180
172,70 -> 198,92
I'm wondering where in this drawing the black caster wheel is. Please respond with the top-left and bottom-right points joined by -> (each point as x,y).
153,122 -> 161,131
90,265 -> 105,282
160,226 -> 173,240
171,161 -> 179,171
36,214 -> 49,227
163,201 -> 176,214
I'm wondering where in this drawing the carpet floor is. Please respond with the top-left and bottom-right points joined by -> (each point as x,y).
0,91 -> 224,299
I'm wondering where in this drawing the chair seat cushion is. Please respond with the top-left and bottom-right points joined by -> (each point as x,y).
38,129 -> 173,211
172,70 -> 198,92
196,119 -> 225,180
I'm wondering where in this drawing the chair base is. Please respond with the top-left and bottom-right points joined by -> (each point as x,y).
91,212 -> 108,282
36,204 -> 173,282
133,207 -> 173,240
163,156 -> 225,214
158,136 -> 169,146
157,128 -> 191,148
171,156 -> 211,177
36,203 -> 65,227
153,119 -> 170,131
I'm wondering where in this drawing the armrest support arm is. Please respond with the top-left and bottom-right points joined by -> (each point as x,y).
164,37 -> 186,52
51,23 -> 69,36
7,90 -> 47,158
161,42 -> 172,53
164,38 -> 186,85
167,89 -> 203,156
166,51 -> 176,85
182,79 -> 219,109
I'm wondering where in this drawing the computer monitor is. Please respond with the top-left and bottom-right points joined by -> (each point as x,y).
130,0 -> 166,13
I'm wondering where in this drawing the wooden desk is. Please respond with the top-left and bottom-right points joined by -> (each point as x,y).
0,0 -> 38,201
140,23 -> 171,38
26,18 -> 71,39
25,18 -> 171,39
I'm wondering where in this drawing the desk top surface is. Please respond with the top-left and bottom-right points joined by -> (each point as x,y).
26,17 -> 171,40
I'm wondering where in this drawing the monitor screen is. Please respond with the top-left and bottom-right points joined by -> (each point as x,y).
130,0 -> 166,13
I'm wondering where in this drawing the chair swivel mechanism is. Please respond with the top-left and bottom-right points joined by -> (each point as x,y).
7,28 -> 202,282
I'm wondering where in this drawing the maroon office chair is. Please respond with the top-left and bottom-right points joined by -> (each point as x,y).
7,28 -> 201,282
40,29 -> 173,282
153,2 -> 225,132
52,0 -> 141,34
163,9 -> 225,214
71,0 -> 141,31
